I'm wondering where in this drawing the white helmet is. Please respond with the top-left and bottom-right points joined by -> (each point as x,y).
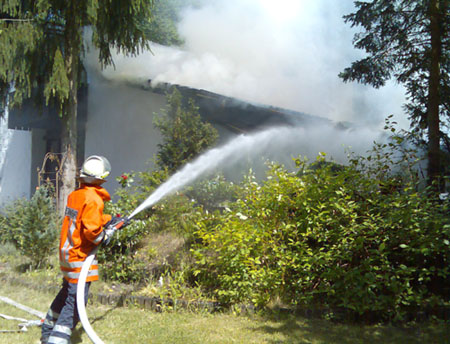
79,155 -> 111,185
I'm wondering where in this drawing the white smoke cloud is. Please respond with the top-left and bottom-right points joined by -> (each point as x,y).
97,0 -> 408,128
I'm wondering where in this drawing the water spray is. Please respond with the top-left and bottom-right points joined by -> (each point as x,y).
128,126 -> 300,218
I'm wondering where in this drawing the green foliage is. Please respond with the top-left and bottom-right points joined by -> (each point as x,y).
43,48 -> 69,112
0,0 -> 157,108
91,115 -> 449,321
0,212 -> 6,243
186,174 -> 239,212
1,185 -> 59,268
91,0 -> 154,67
149,194 -> 204,238
97,212 -> 151,283
153,87 -> 219,173
0,18 -> 41,107
141,0 -> 185,46
142,267 -> 208,311
100,191 -> 203,283
339,1 -> 450,127
192,130 -> 450,321
340,0 -> 450,182
112,172 -> 143,215
98,246 -> 149,283
136,166 -> 170,203
351,116 -> 426,184
118,172 -> 134,188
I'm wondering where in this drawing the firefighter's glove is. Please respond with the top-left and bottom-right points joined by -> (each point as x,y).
102,227 -> 116,246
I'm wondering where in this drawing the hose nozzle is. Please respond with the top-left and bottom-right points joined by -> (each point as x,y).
114,217 -> 131,230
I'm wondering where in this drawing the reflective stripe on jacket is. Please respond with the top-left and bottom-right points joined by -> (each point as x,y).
59,184 -> 112,283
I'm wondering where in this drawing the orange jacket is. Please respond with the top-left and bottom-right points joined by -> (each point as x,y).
59,184 -> 112,283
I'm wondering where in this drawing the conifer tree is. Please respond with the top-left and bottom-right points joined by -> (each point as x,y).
340,0 -> 450,186
153,87 -> 219,173
0,0 -> 154,211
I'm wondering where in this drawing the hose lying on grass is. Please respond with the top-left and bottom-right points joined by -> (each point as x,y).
0,295 -> 45,332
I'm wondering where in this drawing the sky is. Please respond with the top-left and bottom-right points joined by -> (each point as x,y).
95,0 -> 408,129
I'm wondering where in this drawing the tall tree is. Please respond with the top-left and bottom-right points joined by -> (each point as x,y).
340,0 -> 450,187
0,0 -> 154,211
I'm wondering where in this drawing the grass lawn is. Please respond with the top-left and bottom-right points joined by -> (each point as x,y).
0,281 -> 448,344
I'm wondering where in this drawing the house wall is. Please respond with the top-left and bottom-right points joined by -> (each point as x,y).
84,77 -> 165,193
0,129 -> 31,206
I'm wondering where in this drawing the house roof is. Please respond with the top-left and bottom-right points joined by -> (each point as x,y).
143,80 -> 333,134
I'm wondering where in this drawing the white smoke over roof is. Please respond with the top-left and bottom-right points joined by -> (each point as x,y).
93,0 -> 407,128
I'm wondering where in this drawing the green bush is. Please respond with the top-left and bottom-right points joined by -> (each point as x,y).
1,185 -> 59,268
97,117 -> 449,321
186,174 -> 239,212
192,152 -> 450,321
149,194 -> 203,237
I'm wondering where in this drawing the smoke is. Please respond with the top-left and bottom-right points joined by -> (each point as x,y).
95,0 -> 407,128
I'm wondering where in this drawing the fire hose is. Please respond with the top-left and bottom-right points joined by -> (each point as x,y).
0,295 -> 45,333
77,216 -> 131,344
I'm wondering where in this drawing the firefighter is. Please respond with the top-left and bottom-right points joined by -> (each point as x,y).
41,155 -> 123,344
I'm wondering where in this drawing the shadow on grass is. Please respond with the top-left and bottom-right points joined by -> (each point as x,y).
253,313 -> 450,344
71,305 -> 119,344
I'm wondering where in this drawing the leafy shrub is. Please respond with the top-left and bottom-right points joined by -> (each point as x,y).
97,116 -> 449,321
192,150 -> 450,321
1,185 -> 59,268
149,194 -> 203,237
186,174 -> 239,212
99,249 -> 149,283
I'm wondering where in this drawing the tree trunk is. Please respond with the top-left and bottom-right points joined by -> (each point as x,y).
427,0 -> 442,188
59,98 -> 77,216
58,3 -> 80,215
